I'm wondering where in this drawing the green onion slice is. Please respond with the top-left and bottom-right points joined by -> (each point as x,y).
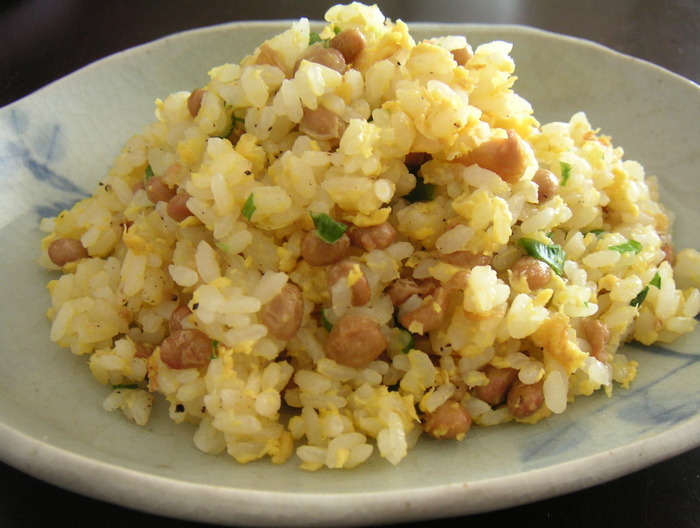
310,212 -> 347,243
399,329 -> 415,354
588,229 -> 606,238
217,115 -> 245,139
405,175 -> 436,203
518,237 -> 566,276
559,161 -> 572,186
211,339 -> 219,359
144,165 -> 155,182
321,309 -> 334,332
309,32 -> 325,45
218,124 -> 235,139
649,271 -> 661,289
215,242 -> 231,253
242,194 -> 256,221
630,286 -> 649,307
630,271 -> 662,307
609,239 -> 642,254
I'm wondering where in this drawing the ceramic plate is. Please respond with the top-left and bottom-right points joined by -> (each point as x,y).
0,21 -> 698,527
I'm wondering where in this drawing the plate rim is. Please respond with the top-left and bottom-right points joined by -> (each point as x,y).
1,411 -> 698,526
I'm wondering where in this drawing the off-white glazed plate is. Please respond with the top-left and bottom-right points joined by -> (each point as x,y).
0,21 -> 699,527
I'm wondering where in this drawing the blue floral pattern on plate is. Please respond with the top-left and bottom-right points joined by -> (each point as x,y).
519,341 -> 700,466
0,108 -> 88,219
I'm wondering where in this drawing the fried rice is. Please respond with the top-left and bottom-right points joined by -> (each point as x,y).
38,2 -> 700,470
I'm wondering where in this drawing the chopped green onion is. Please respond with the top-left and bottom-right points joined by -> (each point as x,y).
630,287 -> 649,307
559,161 -> 572,186
215,242 -> 231,253
609,239 -> 642,254
217,127 -> 234,139
630,271 -> 661,307
649,271 -> 662,289
112,384 -> 139,390
588,229 -> 606,238
392,319 -> 414,354
144,165 -> 155,182
242,194 -> 256,221
321,309 -> 333,332
310,212 -> 347,243
518,237 -> 566,276
399,329 -> 415,354
309,32 -> 325,45
405,175 -> 436,203
217,115 -> 245,139
211,339 -> 219,359
310,27 -> 339,43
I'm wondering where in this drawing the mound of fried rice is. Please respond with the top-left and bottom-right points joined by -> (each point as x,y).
38,2 -> 700,470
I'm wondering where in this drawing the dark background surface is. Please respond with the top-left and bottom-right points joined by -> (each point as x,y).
1,0 -> 699,527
